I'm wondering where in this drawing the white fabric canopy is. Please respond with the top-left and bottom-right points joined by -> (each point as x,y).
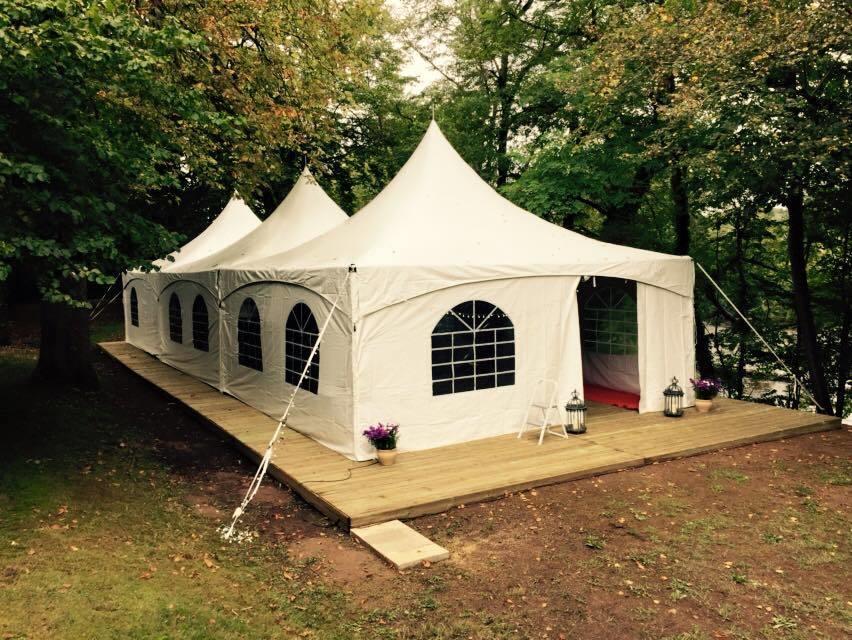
168,168 -> 347,274
155,169 -> 349,388
221,121 -> 693,307
159,196 -> 261,271
122,195 -> 261,355
214,122 -> 696,461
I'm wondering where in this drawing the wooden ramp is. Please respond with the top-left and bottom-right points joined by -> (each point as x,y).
351,520 -> 450,569
100,342 -> 841,528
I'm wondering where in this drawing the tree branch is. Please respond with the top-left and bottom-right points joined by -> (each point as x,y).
405,40 -> 463,89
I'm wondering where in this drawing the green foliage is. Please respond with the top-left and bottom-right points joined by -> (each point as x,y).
2,0 -> 849,411
0,0 -> 390,304
583,533 -> 606,549
426,0 -> 851,415
403,0 -> 586,185
321,43 -> 432,212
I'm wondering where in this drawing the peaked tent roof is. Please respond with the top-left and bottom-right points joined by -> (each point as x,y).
222,121 -> 694,310
158,195 -> 261,272
171,168 -> 348,273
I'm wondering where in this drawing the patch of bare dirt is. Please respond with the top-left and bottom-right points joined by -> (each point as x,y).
397,429 -> 852,639
290,535 -> 396,593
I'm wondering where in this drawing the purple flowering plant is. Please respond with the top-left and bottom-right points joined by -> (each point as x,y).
362,422 -> 399,450
690,377 -> 723,400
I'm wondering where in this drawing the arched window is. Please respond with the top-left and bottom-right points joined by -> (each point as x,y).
237,298 -> 263,371
581,283 -> 637,355
168,293 -> 182,343
431,300 -> 515,396
129,287 -> 139,327
192,295 -> 209,352
285,302 -> 320,394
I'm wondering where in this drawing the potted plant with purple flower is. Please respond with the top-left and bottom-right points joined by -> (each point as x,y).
363,422 -> 400,466
690,377 -> 723,413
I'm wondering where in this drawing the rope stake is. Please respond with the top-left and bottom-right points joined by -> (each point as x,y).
222,272 -> 351,540
695,262 -> 824,411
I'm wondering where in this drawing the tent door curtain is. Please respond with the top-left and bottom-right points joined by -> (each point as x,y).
636,283 -> 696,413
577,276 -> 640,411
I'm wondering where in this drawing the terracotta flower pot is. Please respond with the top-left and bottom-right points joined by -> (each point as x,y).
695,399 -> 713,413
377,449 -> 398,466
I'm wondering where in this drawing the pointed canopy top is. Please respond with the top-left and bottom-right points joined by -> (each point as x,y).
166,168 -> 348,273
158,195 -> 261,272
222,121 -> 693,308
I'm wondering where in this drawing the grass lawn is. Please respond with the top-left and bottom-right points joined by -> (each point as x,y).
0,322 -> 849,639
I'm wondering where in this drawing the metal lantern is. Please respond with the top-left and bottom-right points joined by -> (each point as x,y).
564,390 -> 587,434
663,377 -> 684,417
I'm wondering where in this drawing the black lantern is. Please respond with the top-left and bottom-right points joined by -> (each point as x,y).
663,377 -> 684,417
564,390 -> 587,434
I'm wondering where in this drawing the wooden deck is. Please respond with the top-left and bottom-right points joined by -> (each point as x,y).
100,341 -> 841,528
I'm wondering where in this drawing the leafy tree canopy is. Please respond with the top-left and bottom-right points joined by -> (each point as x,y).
0,0 -> 391,304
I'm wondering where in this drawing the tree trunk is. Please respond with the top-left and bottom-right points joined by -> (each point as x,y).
0,280 -> 10,347
600,164 -> 654,245
495,54 -> 512,188
33,279 -> 98,389
669,159 -> 714,377
735,341 -> 746,399
835,304 -> 850,418
834,223 -> 851,417
733,209 -> 750,399
671,162 -> 690,255
790,328 -> 802,410
694,305 -> 715,378
786,188 -> 832,413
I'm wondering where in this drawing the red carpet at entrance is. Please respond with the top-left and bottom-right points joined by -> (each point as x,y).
584,383 -> 640,410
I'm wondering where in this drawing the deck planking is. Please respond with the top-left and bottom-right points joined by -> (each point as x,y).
100,341 -> 841,528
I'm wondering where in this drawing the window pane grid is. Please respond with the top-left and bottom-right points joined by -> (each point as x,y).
431,300 -> 515,396
285,303 -> 319,395
130,288 -> 139,327
237,299 -> 263,371
192,295 -> 209,352
168,293 -> 182,344
581,286 -> 637,355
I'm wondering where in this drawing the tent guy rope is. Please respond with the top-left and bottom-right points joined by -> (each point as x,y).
695,262 -> 824,411
89,276 -> 120,320
90,287 -> 123,322
222,271 -> 351,540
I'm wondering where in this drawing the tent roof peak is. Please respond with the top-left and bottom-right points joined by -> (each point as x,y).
155,196 -> 260,271
164,168 -> 347,273
223,122 -> 694,300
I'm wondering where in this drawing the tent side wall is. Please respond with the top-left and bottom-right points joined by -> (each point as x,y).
157,275 -> 221,389
350,275 -> 582,461
220,281 -> 356,457
637,283 -> 696,412
122,273 -> 163,355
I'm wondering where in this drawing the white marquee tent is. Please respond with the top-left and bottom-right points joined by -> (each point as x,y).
122,196 -> 261,356
154,168 -> 349,388
213,122 -> 697,461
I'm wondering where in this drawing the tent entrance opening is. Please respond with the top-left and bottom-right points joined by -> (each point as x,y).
577,277 -> 640,410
